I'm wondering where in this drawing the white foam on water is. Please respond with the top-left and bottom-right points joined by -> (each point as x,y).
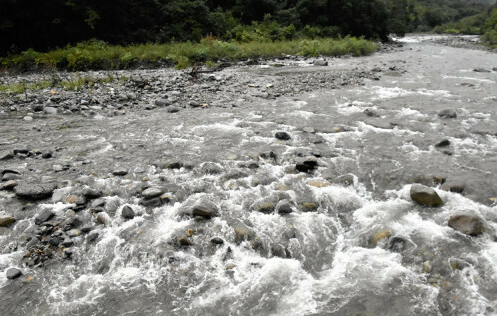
369,86 -> 452,101
442,75 -> 494,83
288,110 -> 315,119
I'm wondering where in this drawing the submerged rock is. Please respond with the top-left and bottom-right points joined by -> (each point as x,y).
410,184 -> 443,207
14,182 -> 57,200
372,230 -> 391,246
448,214 -> 484,236
231,220 -> 255,243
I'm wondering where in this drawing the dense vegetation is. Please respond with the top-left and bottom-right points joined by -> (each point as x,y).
0,0 -> 411,57
1,0 -> 495,71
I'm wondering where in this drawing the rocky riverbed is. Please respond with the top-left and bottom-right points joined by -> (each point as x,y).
0,35 -> 496,316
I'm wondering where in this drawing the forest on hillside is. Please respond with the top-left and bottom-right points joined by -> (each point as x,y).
1,0 -> 496,56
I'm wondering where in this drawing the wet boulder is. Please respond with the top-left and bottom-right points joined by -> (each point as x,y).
313,60 -> 328,66
296,156 -> 318,173
331,174 -> 355,186
277,203 -> 293,214
34,209 -> 54,225
0,215 -> 15,227
141,187 -> 164,199
112,168 -> 128,176
121,205 -> 135,220
473,68 -> 490,73
438,109 -> 457,119
231,220 -> 255,243
448,214 -> 484,236
275,132 -> 291,141
410,184 -> 443,207
0,151 -> 14,160
210,237 -> 224,244
6,268 -> 22,280
82,187 -> 103,199
192,202 -> 219,218
14,182 -> 57,200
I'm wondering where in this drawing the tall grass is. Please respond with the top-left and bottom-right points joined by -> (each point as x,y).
0,37 -> 377,72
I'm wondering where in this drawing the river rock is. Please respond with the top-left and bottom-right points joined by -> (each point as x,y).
15,182 -> 57,200
62,237 -> 74,247
96,212 -> 111,225
142,187 -> 163,199
67,229 -> 82,237
313,60 -> 328,66
192,202 -> 219,218
0,215 -> 15,227
231,220 -> 255,243
82,188 -> 103,198
435,139 -> 451,147
121,205 -> 135,220
112,168 -> 128,176
1,180 -> 18,190
277,203 -> 293,214
0,151 -> 14,160
332,174 -> 355,186
2,173 -> 21,181
155,99 -> 171,107
448,214 -> 484,236
210,237 -> 224,244
253,202 -> 275,214
275,132 -> 291,140
296,156 -> 318,173
35,209 -> 54,225
473,68 -> 490,73
438,109 -> 457,119
372,230 -> 391,246
43,107 -> 57,115
6,268 -> 22,280
410,184 -> 443,207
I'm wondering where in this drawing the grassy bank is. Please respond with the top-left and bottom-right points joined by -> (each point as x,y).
0,37 -> 377,72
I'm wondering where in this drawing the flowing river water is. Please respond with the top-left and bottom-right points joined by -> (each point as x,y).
0,35 -> 496,316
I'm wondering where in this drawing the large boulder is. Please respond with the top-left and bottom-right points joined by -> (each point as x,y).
410,184 -> 443,207
14,182 -> 57,200
448,215 -> 484,236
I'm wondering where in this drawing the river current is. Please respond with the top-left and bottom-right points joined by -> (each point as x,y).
0,35 -> 496,316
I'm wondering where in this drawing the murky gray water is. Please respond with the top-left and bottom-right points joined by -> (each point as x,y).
1,35 -> 496,316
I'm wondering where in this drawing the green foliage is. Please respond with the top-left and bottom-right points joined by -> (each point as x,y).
433,12 -> 488,35
482,8 -> 497,46
0,37 -> 377,72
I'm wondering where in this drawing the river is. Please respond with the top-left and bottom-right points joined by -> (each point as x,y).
0,35 -> 496,316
